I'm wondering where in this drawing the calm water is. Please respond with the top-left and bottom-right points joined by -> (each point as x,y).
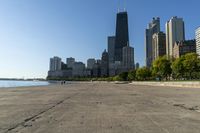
0,80 -> 50,88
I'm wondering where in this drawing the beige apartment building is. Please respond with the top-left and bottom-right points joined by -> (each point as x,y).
152,32 -> 166,61
166,16 -> 185,58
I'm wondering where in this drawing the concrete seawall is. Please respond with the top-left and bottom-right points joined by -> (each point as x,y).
131,81 -> 200,88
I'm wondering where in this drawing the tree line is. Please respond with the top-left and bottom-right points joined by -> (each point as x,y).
116,52 -> 200,81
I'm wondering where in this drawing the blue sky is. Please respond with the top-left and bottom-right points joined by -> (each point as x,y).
0,0 -> 199,78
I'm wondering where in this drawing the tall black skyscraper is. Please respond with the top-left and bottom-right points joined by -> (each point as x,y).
114,12 -> 129,62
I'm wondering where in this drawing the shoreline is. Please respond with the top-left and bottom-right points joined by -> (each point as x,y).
0,84 -> 53,89
1,80 -> 200,89
0,80 -> 51,89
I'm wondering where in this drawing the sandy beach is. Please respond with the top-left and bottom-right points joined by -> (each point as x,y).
1,82 -> 200,133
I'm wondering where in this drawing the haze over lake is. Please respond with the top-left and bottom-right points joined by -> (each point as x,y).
0,80 -> 49,88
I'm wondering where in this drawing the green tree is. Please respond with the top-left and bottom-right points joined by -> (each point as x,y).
196,58 -> 200,79
152,56 -> 172,80
112,72 -> 128,81
172,57 -> 185,80
182,53 -> 200,79
119,72 -> 128,81
127,70 -> 136,81
113,75 -> 122,81
136,67 -> 151,81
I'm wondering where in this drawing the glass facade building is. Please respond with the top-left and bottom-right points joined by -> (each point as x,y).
114,12 -> 129,62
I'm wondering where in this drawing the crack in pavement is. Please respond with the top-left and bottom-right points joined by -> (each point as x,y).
4,94 -> 77,133
173,104 -> 200,112
3,86 -> 93,133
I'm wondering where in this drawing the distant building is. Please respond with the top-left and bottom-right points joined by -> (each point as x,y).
173,40 -> 196,58
72,62 -> 86,77
101,50 -> 109,77
108,36 -> 116,77
122,44 -> 135,70
108,36 -> 115,63
87,58 -> 96,69
84,69 -> 92,77
62,70 -> 72,77
166,16 -> 185,58
61,62 -> 68,70
66,57 -> 75,68
93,60 -> 101,77
135,63 -> 140,69
196,27 -> 200,56
49,56 -> 62,71
115,12 -> 129,62
108,63 -> 116,77
48,70 -> 72,78
48,57 -> 73,78
152,32 -> 166,61
114,61 -> 124,75
145,17 -> 160,68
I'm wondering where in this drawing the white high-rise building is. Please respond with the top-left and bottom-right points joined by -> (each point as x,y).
196,27 -> 200,56
166,16 -> 185,58
49,56 -> 62,71
152,32 -> 166,61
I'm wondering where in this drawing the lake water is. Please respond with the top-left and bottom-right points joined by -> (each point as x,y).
0,80 -> 50,88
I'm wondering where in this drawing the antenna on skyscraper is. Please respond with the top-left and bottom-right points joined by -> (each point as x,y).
117,0 -> 120,12
124,0 -> 127,11
127,41 -> 129,46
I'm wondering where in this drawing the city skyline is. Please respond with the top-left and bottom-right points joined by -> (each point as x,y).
48,10 -> 135,78
0,0 -> 200,78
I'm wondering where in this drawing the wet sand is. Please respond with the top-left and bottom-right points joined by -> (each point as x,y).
0,82 -> 200,133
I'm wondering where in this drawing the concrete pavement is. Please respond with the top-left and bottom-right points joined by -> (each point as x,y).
0,83 -> 200,133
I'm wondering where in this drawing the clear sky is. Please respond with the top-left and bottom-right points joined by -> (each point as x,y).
0,0 -> 199,78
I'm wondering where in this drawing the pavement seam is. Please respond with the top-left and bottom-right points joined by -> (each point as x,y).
3,85 -> 93,133
4,95 -> 76,133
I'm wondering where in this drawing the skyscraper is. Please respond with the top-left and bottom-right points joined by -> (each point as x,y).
196,27 -> 200,56
145,17 -> 160,68
66,57 -> 75,68
72,62 -> 85,77
87,58 -> 96,69
108,36 -> 115,63
101,50 -> 109,77
122,44 -> 135,70
114,12 -> 129,62
152,32 -> 166,61
48,57 -> 73,78
166,16 -> 185,58
93,60 -> 101,77
49,56 -> 62,71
